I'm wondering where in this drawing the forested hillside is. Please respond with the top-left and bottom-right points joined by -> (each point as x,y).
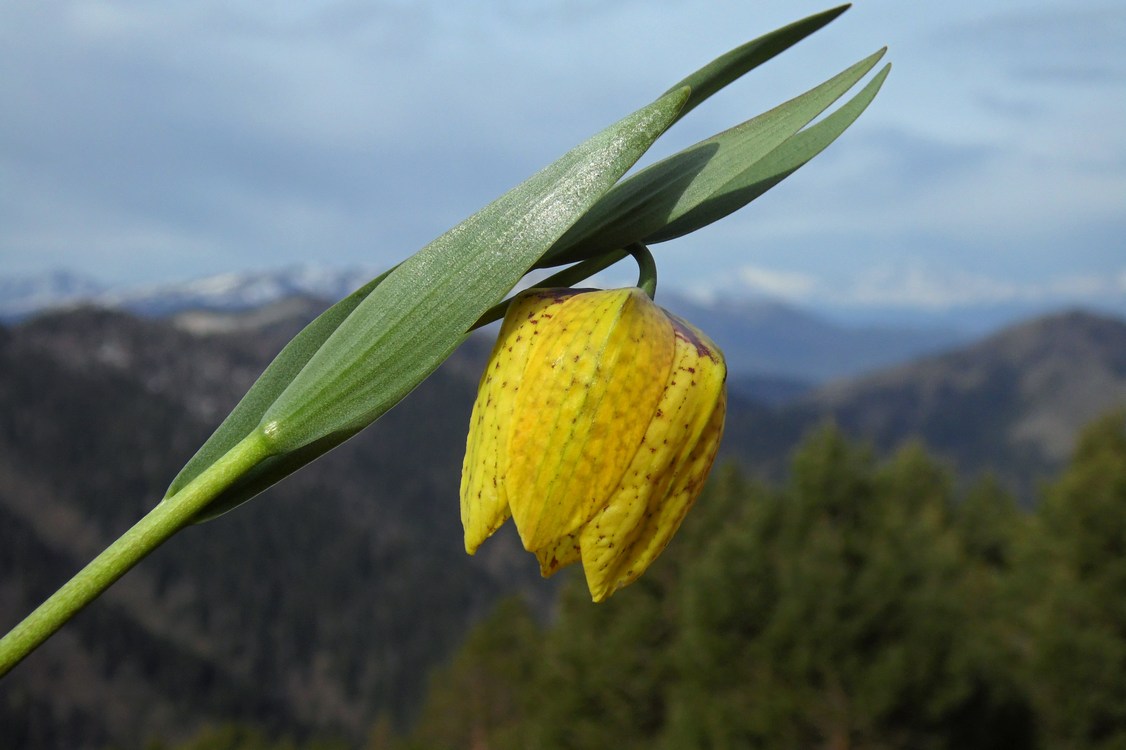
0,306 -> 542,748
398,415 -> 1126,750
2,303 -> 1124,748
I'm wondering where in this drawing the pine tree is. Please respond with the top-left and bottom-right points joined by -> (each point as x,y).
1025,411 -> 1126,748
671,428 -> 1027,748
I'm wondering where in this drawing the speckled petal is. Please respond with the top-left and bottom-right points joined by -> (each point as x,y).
506,288 -> 675,552
580,314 -> 727,601
533,531 -> 582,577
460,289 -> 582,553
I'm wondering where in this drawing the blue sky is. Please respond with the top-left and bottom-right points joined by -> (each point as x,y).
2,1 -> 1124,324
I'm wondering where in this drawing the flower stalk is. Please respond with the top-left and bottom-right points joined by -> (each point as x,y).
0,432 -> 271,677
630,242 -> 659,299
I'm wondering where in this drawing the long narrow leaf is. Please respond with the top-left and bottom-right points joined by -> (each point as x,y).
170,86 -> 689,521
665,4 -> 850,124
542,48 -> 886,266
163,270 -> 388,508
648,62 -> 891,243
263,86 -> 688,451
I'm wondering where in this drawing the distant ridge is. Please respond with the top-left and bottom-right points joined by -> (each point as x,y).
722,309 -> 1126,497
807,309 -> 1126,460
0,266 -> 379,321
0,269 -> 107,319
659,291 -> 965,382
1,268 -> 971,384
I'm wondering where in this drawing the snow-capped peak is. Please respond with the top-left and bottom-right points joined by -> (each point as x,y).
0,265 -> 383,321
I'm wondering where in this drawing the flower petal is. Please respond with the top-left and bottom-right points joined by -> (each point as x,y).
580,315 -> 727,600
533,531 -> 582,577
507,288 -> 675,551
461,289 -> 582,553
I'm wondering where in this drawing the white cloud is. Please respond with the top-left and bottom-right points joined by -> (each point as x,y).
736,265 -> 817,300
843,265 -> 1021,309
702,261 -> 1126,312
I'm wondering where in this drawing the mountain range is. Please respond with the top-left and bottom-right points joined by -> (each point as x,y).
1,293 -> 1124,748
0,267 -> 377,321
0,267 -> 968,386
723,308 -> 1126,498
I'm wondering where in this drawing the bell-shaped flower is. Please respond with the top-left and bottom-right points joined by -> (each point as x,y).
461,286 -> 726,601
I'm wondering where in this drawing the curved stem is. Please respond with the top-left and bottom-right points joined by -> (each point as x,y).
628,242 -> 658,299
0,431 -> 270,678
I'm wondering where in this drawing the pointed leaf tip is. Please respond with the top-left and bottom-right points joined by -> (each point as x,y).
665,4 -> 855,124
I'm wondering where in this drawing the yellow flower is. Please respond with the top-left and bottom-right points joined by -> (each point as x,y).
460,286 -> 726,601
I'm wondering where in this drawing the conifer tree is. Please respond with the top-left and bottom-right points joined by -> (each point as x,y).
1025,412 -> 1126,748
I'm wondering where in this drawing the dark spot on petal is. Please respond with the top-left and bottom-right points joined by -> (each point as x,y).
669,317 -> 718,360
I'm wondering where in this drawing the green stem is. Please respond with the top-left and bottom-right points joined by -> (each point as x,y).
0,430 -> 271,678
628,242 -> 658,299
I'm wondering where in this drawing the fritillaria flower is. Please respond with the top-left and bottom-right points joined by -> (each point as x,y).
461,286 -> 726,601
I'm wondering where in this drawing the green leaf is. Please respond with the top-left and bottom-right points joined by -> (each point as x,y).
163,270 -> 388,513
168,86 -> 690,521
541,48 -> 887,266
647,61 -> 891,243
663,4 -> 851,125
263,86 -> 689,449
